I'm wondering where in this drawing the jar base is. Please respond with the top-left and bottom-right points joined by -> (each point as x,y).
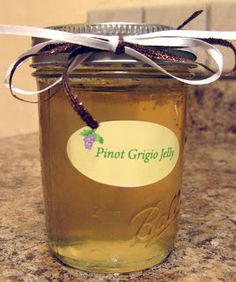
50,240 -> 173,273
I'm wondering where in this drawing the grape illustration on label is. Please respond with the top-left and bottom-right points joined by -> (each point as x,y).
80,129 -> 104,150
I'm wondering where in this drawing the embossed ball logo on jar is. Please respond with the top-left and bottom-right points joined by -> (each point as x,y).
67,121 -> 180,187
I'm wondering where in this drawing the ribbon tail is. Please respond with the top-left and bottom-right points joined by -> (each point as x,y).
201,37 -> 236,72
177,10 -> 203,30
4,39 -> 64,98
124,37 -> 223,85
7,53 -> 39,103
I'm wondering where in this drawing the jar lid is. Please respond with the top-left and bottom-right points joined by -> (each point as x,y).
32,23 -> 196,67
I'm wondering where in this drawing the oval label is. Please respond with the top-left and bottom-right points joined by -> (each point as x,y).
67,121 -> 179,188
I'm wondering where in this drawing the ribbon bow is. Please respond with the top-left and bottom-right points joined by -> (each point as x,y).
1,10 -> 236,129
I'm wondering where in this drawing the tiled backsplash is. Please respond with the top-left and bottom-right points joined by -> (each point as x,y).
144,4 -> 207,30
88,2 -> 236,30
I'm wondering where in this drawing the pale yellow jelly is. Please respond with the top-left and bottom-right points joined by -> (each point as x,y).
36,65 -> 188,273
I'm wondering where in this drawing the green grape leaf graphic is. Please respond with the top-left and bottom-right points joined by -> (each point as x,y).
95,134 -> 104,144
80,129 -> 94,136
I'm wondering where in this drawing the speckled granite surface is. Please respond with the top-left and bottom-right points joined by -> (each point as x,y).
0,80 -> 236,282
187,79 -> 236,144
0,132 -> 235,282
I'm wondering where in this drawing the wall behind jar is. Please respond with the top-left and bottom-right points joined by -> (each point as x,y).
0,0 -> 235,138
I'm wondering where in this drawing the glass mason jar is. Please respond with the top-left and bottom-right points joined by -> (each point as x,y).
32,23 -> 194,273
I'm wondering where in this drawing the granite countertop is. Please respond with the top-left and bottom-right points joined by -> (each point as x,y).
0,131 -> 235,282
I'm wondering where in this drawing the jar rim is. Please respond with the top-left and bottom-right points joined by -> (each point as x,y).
32,22 -> 197,68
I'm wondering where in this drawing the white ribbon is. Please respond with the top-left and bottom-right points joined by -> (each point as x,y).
1,24 -> 236,96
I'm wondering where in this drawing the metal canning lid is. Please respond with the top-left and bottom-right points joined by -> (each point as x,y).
32,23 -> 196,66
33,22 -> 176,43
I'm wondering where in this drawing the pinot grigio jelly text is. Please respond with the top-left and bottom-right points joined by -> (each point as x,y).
96,147 -> 175,163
